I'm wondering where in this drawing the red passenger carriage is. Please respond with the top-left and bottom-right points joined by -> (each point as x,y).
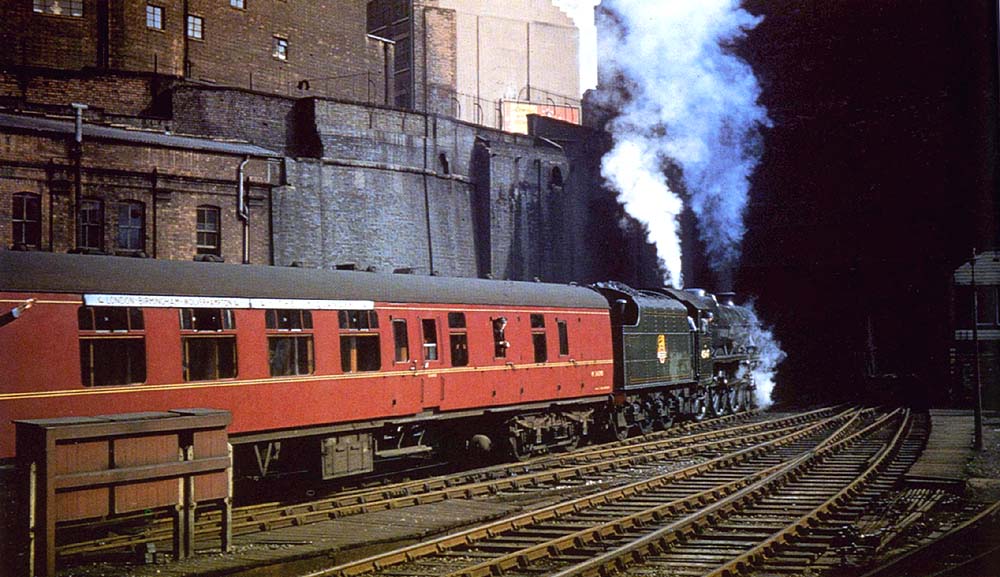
0,252 -> 614,479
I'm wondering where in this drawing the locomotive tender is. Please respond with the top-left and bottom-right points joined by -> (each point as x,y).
0,251 -> 759,480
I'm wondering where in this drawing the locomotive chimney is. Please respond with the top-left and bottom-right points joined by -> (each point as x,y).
716,292 -> 736,306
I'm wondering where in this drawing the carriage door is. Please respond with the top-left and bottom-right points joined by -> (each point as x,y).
419,317 -> 443,407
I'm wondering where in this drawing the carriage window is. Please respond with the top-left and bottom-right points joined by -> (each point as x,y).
266,309 -> 314,376
393,319 -> 409,362
339,309 -> 378,330
266,309 -> 312,330
422,319 -> 438,360
493,317 -> 509,358
78,306 -> 144,332
78,306 -> 146,387
557,320 -> 569,356
181,308 -> 237,380
184,337 -> 237,380
531,314 -> 547,363
180,308 -> 235,331
341,335 -> 381,372
448,312 -> 468,367
269,336 -> 313,376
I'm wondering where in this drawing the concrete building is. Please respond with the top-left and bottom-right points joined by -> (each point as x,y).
367,0 -> 582,131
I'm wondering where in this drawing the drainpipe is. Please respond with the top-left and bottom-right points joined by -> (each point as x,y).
237,156 -> 250,264
71,102 -> 88,250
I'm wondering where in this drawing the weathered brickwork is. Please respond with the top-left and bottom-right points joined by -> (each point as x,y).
0,69 -> 165,117
0,127 -> 275,264
0,0 -> 390,104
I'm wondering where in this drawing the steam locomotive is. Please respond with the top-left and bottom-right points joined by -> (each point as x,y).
0,251 -> 759,480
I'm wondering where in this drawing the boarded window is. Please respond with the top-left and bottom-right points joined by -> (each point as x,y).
341,335 -> 381,372
393,319 -> 409,362
183,337 -> 236,380
269,336 -> 313,376
422,319 -> 438,360
557,320 -> 569,356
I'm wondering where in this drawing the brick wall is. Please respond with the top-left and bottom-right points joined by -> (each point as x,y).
0,0 -> 389,104
0,69 -> 167,117
0,128 -> 273,264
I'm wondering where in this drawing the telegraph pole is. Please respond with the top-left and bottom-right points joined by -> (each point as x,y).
971,248 -> 983,450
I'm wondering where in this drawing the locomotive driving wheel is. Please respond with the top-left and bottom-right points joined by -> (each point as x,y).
709,389 -> 727,417
727,387 -> 742,413
691,395 -> 708,422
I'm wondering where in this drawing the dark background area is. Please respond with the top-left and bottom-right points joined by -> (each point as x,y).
685,0 -> 998,405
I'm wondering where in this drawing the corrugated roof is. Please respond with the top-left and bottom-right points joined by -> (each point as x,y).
0,112 -> 279,157
954,250 -> 1000,285
0,251 -> 609,310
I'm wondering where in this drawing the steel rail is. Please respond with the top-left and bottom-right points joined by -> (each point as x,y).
542,408 -> 905,577
57,408 -> 835,558
303,408 -> 861,577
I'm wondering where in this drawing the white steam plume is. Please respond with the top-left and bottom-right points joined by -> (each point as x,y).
741,302 -> 786,408
595,0 -> 771,285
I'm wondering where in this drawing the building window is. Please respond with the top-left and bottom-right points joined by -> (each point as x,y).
422,319 -> 438,361
12,192 -> 41,249
266,310 -> 314,376
79,199 -> 103,251
187,14 -> 203,39
531,314 -> 547,363
196,205 -> 220,255
78,307 -> 146,387
393,319 -> 409,362
33,0 -> 83,17
557,320 -> 569,356
146,5 -> 163,29
340,309 -> 380,372
230,0 -> 245,8
180,308 -> 236,380
116,201 -> 145,252
976,287 -> 999,326
272,36 -> 288,60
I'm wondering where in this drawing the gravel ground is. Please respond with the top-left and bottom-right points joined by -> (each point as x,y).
965,412 -> 1000,503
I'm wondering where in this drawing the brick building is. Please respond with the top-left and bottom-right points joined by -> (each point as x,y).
0,111 -> 279,263
1,0 -> 392,103
367,0 -> 581,130
0,0 -> 662,286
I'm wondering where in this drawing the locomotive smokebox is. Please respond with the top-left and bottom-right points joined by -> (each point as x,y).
716,292 -> 737,306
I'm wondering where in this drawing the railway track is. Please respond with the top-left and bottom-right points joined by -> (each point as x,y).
294,407 -> 900,577
58,408 -> 839,561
